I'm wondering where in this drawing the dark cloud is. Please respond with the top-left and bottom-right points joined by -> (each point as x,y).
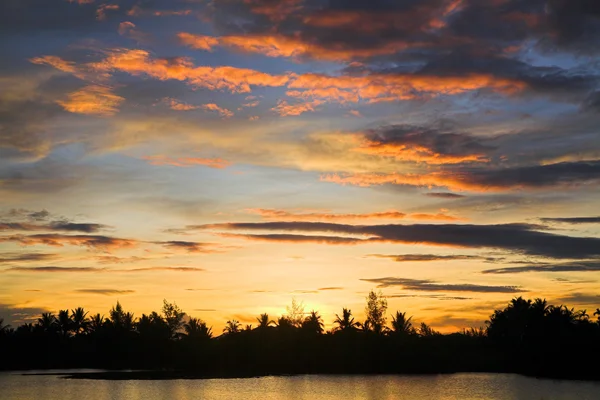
6,266 -> 103,273
388,294 -> 473,300
555,293 -> 600,305
47,221 -> 109,233
220,233 -> 366,245
75,289 -> 135,296
482,260 -> 600,274
369,254 -> 493,262
203,222 -> 600,258
360,277 -> 524,293
0,303 -> 51,328
0,221 -> 109,233
157,241 -> 219,253
317,286 -> 344,291
0,252 -> 57,263
540,216 -> 600,224
127,267 -> 205,272
0,234 -> 136,250
425,192 -> 466,199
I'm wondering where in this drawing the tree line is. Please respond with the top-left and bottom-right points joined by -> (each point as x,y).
1,292 -> 600,380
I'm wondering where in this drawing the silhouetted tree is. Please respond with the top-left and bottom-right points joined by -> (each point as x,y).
364,290 -> 388,334
301,311 -> 324,334
333,308 -> 360,333
390,311 -> 415,337
71,307 -> 89,335
37,313 -> 57,334
223,319 -> 241,335
418,322 -> 439,337
256,313 -> 274,329
89,313 -> 106,333
184,317 -> 212,339
162,299 -> 185,339
286,298 -> 306,327
276,316 -> 294,331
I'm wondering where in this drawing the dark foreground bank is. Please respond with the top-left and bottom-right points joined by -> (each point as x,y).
3,296 -> 600,381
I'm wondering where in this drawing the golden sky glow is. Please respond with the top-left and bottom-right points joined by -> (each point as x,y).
1,0 -> 600,334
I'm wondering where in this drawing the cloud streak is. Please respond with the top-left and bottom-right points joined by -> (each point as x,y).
360,277 -> 524,293
200,221 -> 600,258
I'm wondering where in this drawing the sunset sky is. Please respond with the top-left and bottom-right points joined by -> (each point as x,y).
2,0 -> 600,332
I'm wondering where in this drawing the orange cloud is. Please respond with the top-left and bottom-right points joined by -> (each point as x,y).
177,32 -> 220,51
57,85 -> 124,116
287,73 -> 525,105
143,155 -> 232,169
177,32 -> 408,62
202,103 -> 234,118
91,49 -> 291,93
354,140 -> 488,165
272,99 -> 323,116
320,172 -> 500,192
0,234 -> 137,251
163,98 -> 200,111
243,0 -> 303,22
96,4 -> 119,20
245,208 -> 465,222
128,6 -> 192,17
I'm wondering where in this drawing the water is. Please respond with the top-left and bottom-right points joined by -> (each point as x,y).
1,371 -> 599,400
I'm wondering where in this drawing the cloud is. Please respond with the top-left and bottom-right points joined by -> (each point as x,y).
540,216 -> 600,224
555,293 -> 600,305
425,193 -> 466,199
6,266 -> 205,273
369,254 -> 492,262
219,233 -> 367,245
0,221 -> 108,233
0,234 -> 137,251
127,267 -> 205,272
143,155 -> 232,169
354,125 -> 491,165
388,294 -> 473,300
90,49 -> 291,93
7,266 -> 103,273
56,85 -> 124,116
156,241 -> 221,253
321,161 -> 600,192
200,221 -> 600,258
0,303 -> 51,328
201,103 -> 234,118
245,208 -> 464,222
75,289 -> 135,295
317,286 -> 344,291
0,252 -> 57,263
360,277 -> 524,293
482,260 -> 600,274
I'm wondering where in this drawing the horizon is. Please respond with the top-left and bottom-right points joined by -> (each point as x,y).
2,0 -> 600,335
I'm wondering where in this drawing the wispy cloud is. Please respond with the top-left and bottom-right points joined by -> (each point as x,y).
360,277 -> 525,293
540,216 -> 600,224
75,289 -> 135,296
482,260 -> 600,274
143,155 -> 232,169
199,221 -> 600,258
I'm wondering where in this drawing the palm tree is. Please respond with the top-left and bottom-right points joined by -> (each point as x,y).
418,322 -> 438,337
71,307 -> 89,335
301,311 -> 324,334
333,308 -> 360,332
276,316 -> 294,331
0,318 -> 10,334
256,313 -> 274,329
89,313 -> 106,333
37,312 -> 57,333
56,309 -> 73,338
390,311 -> 415,336
223,319 -> 241,335
184,317 -> 212,339
595,309 -> 600,323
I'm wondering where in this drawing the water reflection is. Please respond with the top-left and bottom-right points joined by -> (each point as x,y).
1,372 -> 599,400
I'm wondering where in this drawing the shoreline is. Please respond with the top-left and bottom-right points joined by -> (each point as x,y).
12,369 -> 600,383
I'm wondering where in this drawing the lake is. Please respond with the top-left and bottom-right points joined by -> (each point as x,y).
1,371 -> 599,400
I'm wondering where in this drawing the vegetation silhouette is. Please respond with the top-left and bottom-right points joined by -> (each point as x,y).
2,291 -> 600,380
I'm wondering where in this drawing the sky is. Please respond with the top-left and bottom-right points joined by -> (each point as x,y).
1,0 -> 600,333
